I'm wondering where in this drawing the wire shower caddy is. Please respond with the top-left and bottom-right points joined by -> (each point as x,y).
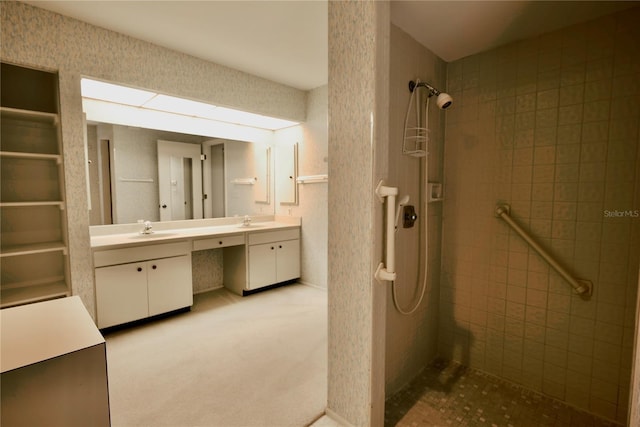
402,79 -> 429,157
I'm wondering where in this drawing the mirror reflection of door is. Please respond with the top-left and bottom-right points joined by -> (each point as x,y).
254,146 -> 270,204
87,132 -> 113,225
277,141 -> 298,205
202,140 -> 226,218
157,140 -> 203,221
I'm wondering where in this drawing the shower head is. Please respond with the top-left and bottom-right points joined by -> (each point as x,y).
409,80 -> 453,110
436,93 -> 453,110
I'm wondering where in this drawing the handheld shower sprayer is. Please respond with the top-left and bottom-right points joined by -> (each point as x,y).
409,80 -> 453,110
395,195 -> 410,230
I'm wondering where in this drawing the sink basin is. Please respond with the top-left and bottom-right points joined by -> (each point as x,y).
236,224 -> 265,229
128,232 -> 177,239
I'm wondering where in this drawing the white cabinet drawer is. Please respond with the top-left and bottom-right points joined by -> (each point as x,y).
93,241 -> 191,267
193,234 -> 245,251
248,228 -> 299,245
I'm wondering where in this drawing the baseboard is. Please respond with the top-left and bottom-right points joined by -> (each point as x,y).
324,408 -> 356,427
298,279 -> 327,291
193,285 -> 224,295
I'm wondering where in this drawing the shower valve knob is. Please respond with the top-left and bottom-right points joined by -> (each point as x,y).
403,205 -> 418,228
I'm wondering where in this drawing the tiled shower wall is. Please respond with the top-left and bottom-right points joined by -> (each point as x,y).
385,24 -> 446,395
440,8 -> 640,424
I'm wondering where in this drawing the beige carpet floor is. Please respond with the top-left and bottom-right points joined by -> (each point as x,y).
104,283 -> 327,427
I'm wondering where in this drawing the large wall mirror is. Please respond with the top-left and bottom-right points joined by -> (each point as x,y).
81,78 -> 296,226
86,123 -> 274,225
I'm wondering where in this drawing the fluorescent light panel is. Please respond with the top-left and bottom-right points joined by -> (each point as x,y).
80,78 -> 299,130
143,94 -> 219,119
80,78 -> 156,106
209,107 -> 299,131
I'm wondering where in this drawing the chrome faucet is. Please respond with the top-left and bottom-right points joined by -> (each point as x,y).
140,220 -> 153,234
242,215 -> 252,227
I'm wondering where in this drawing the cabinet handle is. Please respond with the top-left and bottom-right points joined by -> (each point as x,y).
152,265 -> 157,270
137,267 -> 142,272
219,241 -> 223,245
271,246 -> 275,250
279,245 -> 282,249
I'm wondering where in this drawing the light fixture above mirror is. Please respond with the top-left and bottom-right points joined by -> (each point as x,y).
80,78 -> 299,131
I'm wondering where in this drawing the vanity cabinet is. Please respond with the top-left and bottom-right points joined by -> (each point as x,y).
0,62 -> 70,308
94,242 -> 192,328
248,229 -> 300,290
224,228 -> 300,295
248,239 -> 300,290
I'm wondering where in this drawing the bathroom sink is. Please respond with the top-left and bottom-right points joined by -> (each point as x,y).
236,224 -> 265,229
128,232 -> 177,239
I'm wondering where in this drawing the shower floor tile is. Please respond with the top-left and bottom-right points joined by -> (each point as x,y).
385,360 -> 620,427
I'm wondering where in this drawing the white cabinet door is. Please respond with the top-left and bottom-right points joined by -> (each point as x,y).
276,239 -> 300,283
147,255 -> 193,316
95,263 -> 148,328
248,243 -> 277,290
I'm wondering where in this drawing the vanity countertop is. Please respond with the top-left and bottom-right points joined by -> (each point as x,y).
90,218 -> 300,250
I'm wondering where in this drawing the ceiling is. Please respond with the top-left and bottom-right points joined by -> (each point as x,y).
24,1 -> 638,91
391,1 -> 637,62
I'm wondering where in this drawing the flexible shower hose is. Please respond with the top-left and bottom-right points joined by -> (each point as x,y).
392,95 -> 430,315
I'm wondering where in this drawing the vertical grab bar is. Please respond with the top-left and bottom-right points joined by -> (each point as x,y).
496,204 -> 592,299
375,181 -> 398,282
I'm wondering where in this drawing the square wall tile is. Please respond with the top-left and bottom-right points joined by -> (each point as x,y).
555,163 -> 580,182
533,165 -> 555,183
536,108 -> 558,128
534,126 -> 558,146
547,293 -> 571,313
584,79 -> 613,101
582,100 -> 611,122
559,84 -> 585,105
590,378 -> 619,404
546,327 -> 570,350
567,350 -> 593,374
581,121 -> 609,143
441,9 -> 639,422
560,64 -> 586,87
556,124 -> 582,145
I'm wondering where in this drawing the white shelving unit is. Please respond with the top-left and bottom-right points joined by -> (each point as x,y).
1,62 -> 70,309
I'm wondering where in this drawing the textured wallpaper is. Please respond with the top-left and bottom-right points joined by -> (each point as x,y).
327,1 -> 389,425
191,249 -> 224,294
276,86 -> 328,289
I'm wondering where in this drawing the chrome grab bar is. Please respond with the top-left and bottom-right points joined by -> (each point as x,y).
495,204 -> 592,299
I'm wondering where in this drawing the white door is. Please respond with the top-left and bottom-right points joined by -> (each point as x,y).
202,140 -> 226,218
158,140 -> 203,221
